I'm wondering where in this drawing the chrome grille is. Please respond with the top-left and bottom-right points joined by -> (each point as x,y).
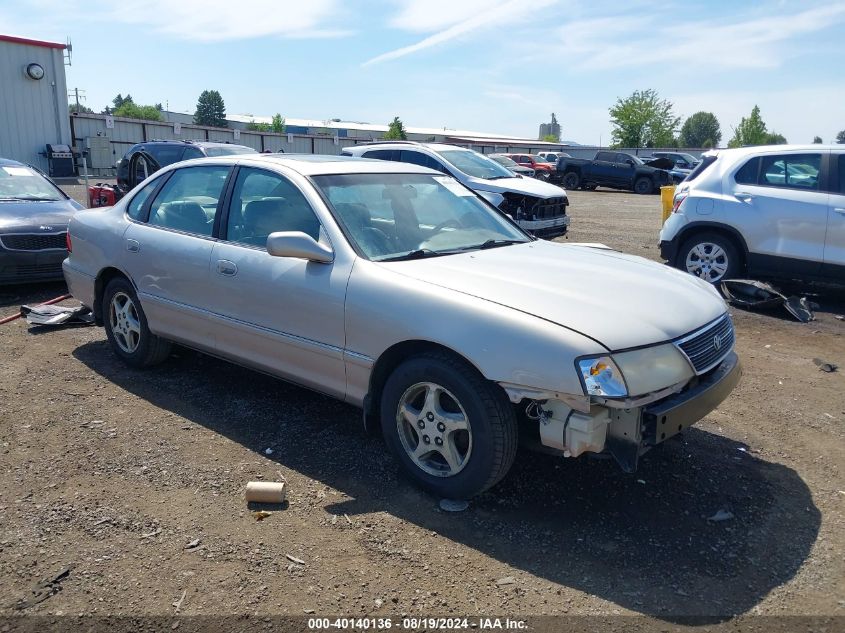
675,314 -> 734,374
0,232 -> 67,251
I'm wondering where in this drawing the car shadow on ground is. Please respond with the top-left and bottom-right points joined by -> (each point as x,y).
0,281 -> 67,310
73,340 -> 820,622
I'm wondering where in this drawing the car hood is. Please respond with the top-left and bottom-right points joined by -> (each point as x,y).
467,175 -> 566,199
383,240 -> 726,350
0,199 -> 82,231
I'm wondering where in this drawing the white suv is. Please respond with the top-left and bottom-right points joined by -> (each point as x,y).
659,145 -> 844,283
343,142 -> 570,238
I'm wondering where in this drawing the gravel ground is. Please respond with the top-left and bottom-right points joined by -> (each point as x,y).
0,186 -> 843,628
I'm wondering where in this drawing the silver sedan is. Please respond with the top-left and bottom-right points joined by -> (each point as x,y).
64,155 -> 740,499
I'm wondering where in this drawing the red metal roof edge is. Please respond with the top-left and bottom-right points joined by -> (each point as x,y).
0,34 -> 66,50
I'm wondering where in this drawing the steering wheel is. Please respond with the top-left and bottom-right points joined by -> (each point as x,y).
429,218 -> 462,236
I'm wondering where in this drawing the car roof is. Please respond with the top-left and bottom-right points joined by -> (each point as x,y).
177,154 -> 436,176
349,142 -> 473,153
704,144 -> 842,159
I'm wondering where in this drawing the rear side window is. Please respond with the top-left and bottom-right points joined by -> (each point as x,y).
147,165 -> 230,236
146,144 -> 187,167
126,177 -> 161,220
596,152 -> 615,162
759,154 -> 821,190
362,149 -> 399,161
685,155 -> 718,183
839,155 -> 845,194
182,146 -> 204,160
399,150 -> 444,172
734,157 -> 760,185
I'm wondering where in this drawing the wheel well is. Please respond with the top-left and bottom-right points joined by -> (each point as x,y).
93,267 -> 131,325
363,340 -> 485,432
676,225 -> 748,268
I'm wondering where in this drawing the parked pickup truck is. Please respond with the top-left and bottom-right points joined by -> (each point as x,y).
554,151 -> 672,194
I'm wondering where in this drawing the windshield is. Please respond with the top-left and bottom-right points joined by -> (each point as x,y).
490,155 -> 519,168
438,150 -> 516,180
0,165 -> 64,201
313,173 -> 529,261
203,145 -> 259,157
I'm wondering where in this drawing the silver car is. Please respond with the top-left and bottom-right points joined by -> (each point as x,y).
64,155 -> 741,499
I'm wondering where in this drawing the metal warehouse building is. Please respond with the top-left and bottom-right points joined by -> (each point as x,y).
0,34 -> 72,172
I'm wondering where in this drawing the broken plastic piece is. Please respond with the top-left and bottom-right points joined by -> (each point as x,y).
21,303 -> 94,326
720,279 -> 815,322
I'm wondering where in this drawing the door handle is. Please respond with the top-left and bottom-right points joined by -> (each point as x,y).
734,192 -> 754,202
834,208 -> 845,214
126,239 -> 140,253
217,260 -> 237,276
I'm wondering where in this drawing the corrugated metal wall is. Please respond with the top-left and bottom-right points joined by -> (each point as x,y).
70,113 -> 365,175
0,41 -> 70,172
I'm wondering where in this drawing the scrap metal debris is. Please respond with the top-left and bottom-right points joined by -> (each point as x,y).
286,554 -> 306,565
252,510 -> 272,521
5,567 -> 72,610
21,303 -> 94,326
720,279 -> 816,322
813,358 -> 839,373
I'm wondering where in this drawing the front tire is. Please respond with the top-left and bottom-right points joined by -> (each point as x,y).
634,177 -> 653,194
562,172 -> 580,190
380,352 -> 518,499
103,277 -> 171,368
676,232 -> 742,283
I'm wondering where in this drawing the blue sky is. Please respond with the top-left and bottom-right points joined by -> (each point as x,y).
3,0 -> 844,144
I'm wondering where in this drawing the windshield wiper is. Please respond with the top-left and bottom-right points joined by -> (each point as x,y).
476,239 -> 524,250
486,175 -> 514,180
1,195 -> 56,201
379,248 -> 444,262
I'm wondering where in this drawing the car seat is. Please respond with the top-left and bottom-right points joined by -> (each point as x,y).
151,201 -> 209,235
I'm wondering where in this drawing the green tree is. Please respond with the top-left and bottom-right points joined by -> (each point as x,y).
813,136 -> 823,144
727,105 -> 786,147
679,112 -> 721,148
69,103 -> 93,114
609,89 -> 680,148
542,134 -> 559,143
112,93 -> 133,110
113,102 -> 163,121
383,116 -> 408,140
271,113 -> 286,133
836,130 -> 845,144
194,90 -> 227,127
246,120 -> 271,131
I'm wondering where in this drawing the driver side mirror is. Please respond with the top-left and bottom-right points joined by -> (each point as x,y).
266,231 -> 334,263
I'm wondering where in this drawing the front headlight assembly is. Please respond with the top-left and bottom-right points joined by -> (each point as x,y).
577,356 -> 627,397
577,344 -> 694,399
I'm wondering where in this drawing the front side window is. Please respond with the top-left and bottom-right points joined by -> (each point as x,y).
226,168 -> 321,246
363,149 -> 399,161
314,173 -> 528,260
437,150 -> 514,180
760,154 -> 821,190
147,165 -> 230,236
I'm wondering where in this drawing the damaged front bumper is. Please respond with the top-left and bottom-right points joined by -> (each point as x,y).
514,352 -> 741,472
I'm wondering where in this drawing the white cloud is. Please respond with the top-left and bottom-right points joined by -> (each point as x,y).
113,0 -> 348,41
557,3 -> 845,71
364,0 -> 558,66
387,0 -> 508,32
3,0 -> 350,42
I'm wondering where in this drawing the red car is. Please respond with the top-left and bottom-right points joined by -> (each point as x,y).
503,154 -> 555,180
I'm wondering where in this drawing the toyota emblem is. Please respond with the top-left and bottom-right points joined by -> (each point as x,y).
713,333 -> 722,351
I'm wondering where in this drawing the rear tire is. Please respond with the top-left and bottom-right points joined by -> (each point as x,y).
634,177 -> 653,194
562,172 -> 580,190
103,277 -> 171,368
380,352 -> 518,499
676,232 -> 742,283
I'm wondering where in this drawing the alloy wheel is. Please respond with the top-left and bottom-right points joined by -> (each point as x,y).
685,242 -> 729,282
109,291 -> 142,353
395,382 -> 472,478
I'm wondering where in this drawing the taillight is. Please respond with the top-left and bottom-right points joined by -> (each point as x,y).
672,193 -> 687,213
65,231 -> 72,252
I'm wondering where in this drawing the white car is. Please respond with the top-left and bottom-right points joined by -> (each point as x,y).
343,142 -> 570,239
63,154 -> 740,498
660,145 -> 845,283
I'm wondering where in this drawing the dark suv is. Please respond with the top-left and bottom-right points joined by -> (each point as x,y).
116,140 -> 258,193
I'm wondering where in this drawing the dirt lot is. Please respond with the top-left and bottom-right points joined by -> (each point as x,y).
1,188 -> 843,628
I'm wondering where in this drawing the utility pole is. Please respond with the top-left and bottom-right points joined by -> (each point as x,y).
68,87 -> 86,113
